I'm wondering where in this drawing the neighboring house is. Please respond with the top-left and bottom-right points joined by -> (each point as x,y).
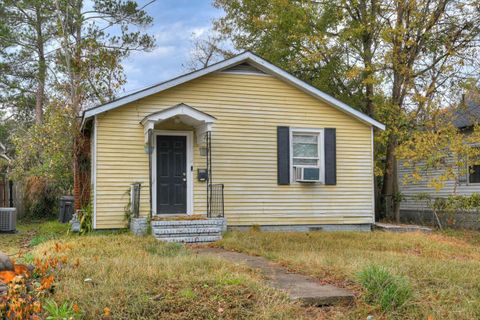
398,99 -> 480,227
80,51 -> 385,232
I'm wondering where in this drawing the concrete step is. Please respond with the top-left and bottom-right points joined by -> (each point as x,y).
374,222 -> 432,233
156,235 -> 222,243
151,218 -> 226,243
153,227 -> 222,236
151,218 -> 225,228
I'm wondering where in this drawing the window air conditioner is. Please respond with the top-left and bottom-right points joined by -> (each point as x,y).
295,166 -> 321,183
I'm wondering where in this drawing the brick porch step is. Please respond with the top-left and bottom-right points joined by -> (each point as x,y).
153,227 -> 221,235
152,218 -> 226,243
151,218 -> 225,228
156,235 -> 222,243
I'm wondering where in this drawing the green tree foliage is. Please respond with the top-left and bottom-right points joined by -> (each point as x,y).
53,0 -> 155,111
0,0 -> 156,217
11,102 -> 75,192
0,0 -> 56,124
212,0 -> 480,220
397,117 -> 480,192
10,103 -> 75,217
213,0 -> 377,112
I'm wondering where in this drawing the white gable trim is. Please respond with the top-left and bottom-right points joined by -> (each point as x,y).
84,52 -> 385,130
141,103 -> 216,142
140,103 -> 216,126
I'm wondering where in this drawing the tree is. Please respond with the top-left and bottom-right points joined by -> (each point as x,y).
0,0 -> 56,124
212,0 -> 480,221
185,32 -> 231,71
379,0 -> 480,220
53,0 -> 155,112
397,111 -> 480,193
1,0 -> 156,215
52,0 -> 156,210
10,102 -> 76,218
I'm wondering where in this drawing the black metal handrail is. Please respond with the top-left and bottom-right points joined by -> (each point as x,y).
207,184 -> 224,218
205,131 -> 224,218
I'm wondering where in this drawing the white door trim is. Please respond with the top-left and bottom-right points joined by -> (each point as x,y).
151,130 -> 194,215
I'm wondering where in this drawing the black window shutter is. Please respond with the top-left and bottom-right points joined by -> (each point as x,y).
324,128 -> 337,185
277,126 -> 290,185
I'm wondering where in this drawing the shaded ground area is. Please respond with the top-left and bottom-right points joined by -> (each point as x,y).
194,247 -> 354,306
0,221 -> 68,257
216,230 -> 480,319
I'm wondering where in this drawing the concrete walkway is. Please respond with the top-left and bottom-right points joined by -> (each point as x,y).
193,247 -> 354,306
374,222 -> 432,233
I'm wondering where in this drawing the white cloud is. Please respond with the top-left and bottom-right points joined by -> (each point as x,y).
120,1 -> 222,93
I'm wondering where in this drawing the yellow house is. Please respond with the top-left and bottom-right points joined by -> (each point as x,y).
81,52 -> 385,238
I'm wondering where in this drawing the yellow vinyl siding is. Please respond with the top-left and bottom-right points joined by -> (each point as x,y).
95,72 -> 374,229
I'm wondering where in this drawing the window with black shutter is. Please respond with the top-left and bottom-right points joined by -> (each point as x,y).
277,127 -> 336,185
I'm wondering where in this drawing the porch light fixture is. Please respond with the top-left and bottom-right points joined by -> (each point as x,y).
144,143 -> 153,155
199,146 -> 207,157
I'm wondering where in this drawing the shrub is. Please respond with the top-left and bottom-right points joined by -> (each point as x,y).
79,204 -> 93,235
358,265 -> 412,312
0,251 -> 70,319
24,176 -> 58,219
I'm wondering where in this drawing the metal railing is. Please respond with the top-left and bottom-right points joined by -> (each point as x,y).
207,184 -> 224,218
205,131 -> 225,218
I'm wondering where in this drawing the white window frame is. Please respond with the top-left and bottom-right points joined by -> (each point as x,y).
289,128 -> 325,183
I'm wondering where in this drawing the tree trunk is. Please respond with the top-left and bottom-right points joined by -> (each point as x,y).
382,134 -> 397,221
71,0 -> 84,211
34,4 -> 46,124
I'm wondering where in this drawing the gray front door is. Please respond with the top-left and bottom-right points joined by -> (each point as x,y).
157,135 -> 187,214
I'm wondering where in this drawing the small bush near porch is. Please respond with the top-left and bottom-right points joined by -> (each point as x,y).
217,230 -> 480,320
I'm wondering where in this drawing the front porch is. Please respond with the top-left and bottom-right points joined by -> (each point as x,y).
139,103 -> 226,242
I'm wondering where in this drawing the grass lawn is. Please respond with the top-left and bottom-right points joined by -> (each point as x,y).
2,221 -> 312,319
216,230 -> 480,320
0,220 -> 69,256
3,222 -> 480,319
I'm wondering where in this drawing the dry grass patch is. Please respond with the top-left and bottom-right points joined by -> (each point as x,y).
33,235 -> 312,320
217,230 -> 480,320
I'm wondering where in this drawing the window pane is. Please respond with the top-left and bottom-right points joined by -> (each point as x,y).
293,158 -> 317,166
470,165 -> 480,183
293,143 -> 318,157
293,134 -> 317,144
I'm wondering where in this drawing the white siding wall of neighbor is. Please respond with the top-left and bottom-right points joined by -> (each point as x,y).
399,160 -> 480,211
94,72 -> 375,229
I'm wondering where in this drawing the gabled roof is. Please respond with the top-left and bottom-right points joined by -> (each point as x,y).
452,99 -> 480,129
140,103 -> 216,125
83,51 -> 385,130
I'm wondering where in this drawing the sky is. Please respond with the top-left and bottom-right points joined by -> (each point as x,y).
121,0 -> 224,94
